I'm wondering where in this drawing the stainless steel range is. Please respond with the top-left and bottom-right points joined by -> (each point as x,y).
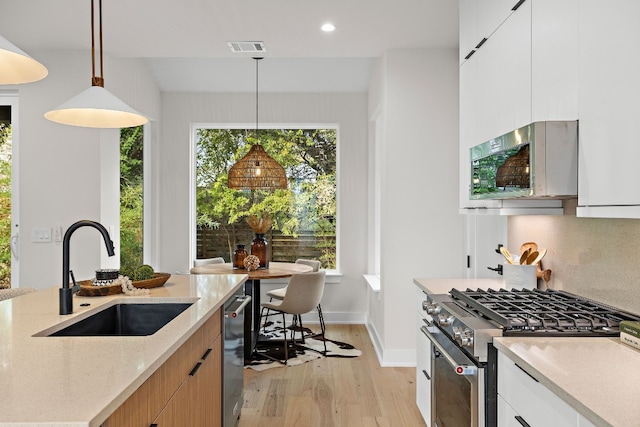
418,287 -> 640,427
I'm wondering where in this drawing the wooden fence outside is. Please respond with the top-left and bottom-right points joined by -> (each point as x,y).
196,225 -> 336,267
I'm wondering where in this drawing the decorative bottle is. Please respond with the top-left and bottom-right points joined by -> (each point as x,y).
250,234 -> 269,269
233,244 -> 248,269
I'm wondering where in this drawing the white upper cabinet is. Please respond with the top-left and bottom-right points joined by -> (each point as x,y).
459,0 -> 579,213
577,0 -> 640,218
459,0 -> 520,66
531,0 -> 579,122
459,0 -> 478,64
475,1 -> 531,145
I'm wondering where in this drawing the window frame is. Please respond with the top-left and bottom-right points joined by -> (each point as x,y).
189,122 -> 341,278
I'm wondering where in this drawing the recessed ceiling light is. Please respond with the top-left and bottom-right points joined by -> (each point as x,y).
321,23 -> 336,32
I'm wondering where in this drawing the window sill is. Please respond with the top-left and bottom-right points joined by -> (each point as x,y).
363,274 -> 380,292
261,269 -> 343,285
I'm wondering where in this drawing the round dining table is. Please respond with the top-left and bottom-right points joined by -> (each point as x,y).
190,261 -> 313,360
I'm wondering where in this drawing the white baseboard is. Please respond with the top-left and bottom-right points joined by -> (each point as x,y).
299,310 -> 366,324
365,321 -> 416,367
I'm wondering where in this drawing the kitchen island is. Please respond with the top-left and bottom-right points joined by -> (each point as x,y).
0,273 -> 246,427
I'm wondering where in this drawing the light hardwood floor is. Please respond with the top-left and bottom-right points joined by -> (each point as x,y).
239,324 -> 427,427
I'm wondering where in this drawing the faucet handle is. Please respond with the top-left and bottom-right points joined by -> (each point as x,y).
69,270 -> 80,293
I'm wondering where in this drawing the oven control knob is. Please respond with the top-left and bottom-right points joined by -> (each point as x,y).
425,303 -> 441,315
452,327 -> 463,340
438,315 -> 454,327
456,329 -> 474,347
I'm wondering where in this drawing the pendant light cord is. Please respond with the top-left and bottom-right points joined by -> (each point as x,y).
254,57 -> 263,134
91,0 -> 104,87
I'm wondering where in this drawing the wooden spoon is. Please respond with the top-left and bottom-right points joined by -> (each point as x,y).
525,250 -> 539,265
500,246 -> 514,264
536,269 -> 552,282
529,248 -> 547,266
519,248 -> 531,265
520,241 -> 538,255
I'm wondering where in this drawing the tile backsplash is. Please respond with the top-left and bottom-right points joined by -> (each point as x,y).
508,213 -> 640,315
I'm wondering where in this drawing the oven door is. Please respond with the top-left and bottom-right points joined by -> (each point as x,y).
420,325 -> 483,427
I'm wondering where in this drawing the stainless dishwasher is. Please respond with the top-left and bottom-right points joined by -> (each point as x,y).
223,291 -> 251,427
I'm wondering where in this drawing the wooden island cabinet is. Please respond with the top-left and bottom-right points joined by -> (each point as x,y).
102,310 -> 222,427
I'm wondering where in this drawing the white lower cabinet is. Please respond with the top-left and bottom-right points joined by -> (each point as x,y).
578,414 -> 596,427
497,395 -> 524,427
497,350 -> 579,426
416,291 -> 432,426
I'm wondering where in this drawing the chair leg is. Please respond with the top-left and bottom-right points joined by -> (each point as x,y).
317,304 -> 327,355
297,315 -> 306,345
281,312 -> 288,364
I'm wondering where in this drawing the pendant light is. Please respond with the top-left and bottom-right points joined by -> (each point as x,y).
44,0 -> 147,129
0,34 -> 48,84
227,57 -> 287,190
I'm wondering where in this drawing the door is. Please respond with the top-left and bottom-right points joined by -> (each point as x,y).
465,215 -> 507,279
0,94 -> 18,287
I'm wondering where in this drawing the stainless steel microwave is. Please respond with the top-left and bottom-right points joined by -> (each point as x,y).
469,121 -> 578,200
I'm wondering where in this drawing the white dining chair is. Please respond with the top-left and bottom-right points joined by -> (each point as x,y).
258,270 -> 326,363
265,259 -> 325,338
193,257 -> 225,267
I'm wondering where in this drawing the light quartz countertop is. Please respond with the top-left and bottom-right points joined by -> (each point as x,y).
494,336 -> 640,427
0,273 -> 247,427
413,277 -> 506,295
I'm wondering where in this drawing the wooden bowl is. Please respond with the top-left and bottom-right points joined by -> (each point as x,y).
76,273 -> 171,297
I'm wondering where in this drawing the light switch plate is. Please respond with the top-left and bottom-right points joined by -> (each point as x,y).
32,227 -> 52,243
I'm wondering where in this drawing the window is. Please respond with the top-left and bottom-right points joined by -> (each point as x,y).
194,127 -> 337,268
0,108 -> 11,287
119,126 -> 144,272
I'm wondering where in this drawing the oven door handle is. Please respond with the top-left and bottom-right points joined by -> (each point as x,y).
420,325 -> 477,375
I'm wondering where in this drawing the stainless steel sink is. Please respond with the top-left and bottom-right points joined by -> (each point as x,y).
44,302 -> 194,336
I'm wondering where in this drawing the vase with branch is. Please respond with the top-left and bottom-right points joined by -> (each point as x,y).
247,214 -> 272,268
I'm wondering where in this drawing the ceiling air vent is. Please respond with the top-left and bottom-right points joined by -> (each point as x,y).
227,41 -> 266,53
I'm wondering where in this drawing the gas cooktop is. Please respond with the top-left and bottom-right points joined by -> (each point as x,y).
450,288 -> 640,336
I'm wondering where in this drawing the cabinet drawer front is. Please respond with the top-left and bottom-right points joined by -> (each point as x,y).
202,309 -> 222,345
498,352 -> 576,426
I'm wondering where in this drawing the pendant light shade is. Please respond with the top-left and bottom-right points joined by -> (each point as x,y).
44,0 -> 147,129
0,34 -> 48,84
228,144 -> 288,190
44,85 -> 147,128
227,58 -> 287,190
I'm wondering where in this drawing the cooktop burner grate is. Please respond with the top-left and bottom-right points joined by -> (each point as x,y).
449,288 -> 640,336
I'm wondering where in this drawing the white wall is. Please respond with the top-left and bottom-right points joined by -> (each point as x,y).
157,92 -> 369,321
367,49 -> 466,365
8,50 -> 160,289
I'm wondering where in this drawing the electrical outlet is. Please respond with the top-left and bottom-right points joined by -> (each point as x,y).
32,227 -> 52,243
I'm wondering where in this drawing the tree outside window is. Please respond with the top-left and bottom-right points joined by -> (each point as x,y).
196,128 -> 337,269
0,123 -> 11,288
120,126 -> 144,271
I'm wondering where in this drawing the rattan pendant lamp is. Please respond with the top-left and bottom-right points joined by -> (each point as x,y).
0,34 -> 48,84
227,57 -> 287,190
44,0 -> 147,128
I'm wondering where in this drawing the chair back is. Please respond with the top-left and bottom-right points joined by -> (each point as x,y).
193,257 -> 225,267
295,258 -> 321,272
278,270 -> 326,315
